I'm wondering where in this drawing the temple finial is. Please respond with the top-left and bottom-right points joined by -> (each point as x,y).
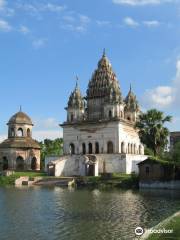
103,48 -> 106,57
130,83 -> 132,92
19,105 -> 22,112
75,75 -> 79,88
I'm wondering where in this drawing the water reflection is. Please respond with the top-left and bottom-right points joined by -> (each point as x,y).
0,187 -> 179,240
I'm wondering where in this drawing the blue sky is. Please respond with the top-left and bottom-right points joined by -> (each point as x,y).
0,0 -> 180,141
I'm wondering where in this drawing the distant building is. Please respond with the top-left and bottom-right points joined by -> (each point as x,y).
170,132 -> 180,149
0,109 -> 41,171
47,51 -> 147,177
138,158 -> 180,189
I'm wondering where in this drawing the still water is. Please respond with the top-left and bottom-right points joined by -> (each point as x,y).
0,187 -> 179,240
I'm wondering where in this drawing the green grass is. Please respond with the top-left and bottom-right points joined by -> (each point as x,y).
147,214 -> 180,240
0,171 -> 47,186
77,173 -> 139,189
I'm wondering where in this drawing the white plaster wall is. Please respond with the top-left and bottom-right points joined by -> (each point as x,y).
47,155 -> 86,177
62,121 -> 144,156
63,121 -> 120,154
125,154 -> 147,174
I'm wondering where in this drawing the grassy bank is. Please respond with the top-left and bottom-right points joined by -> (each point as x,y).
76,173 -> 139,189
0,172 -> 138,189
145,212 -> 180,240
0,171 -> 47,186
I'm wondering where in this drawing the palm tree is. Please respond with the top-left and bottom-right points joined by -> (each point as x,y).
136,109 -> 172,156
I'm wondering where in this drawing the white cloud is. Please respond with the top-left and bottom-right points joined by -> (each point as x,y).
96,20 -> 111,27
79,14 -> 91,24
42,3 -> 65,12
34,118 -> 59,129
123,17 -> 139,27
0,0 -> 5,9
63,15 -> 75,22
19,25 -> 30,34
33,117 -> 61,141
0,19 -> 12,31
113,0 -> 174,6
32,38 -> 46,48
142,59 -> 180,109
33,130 -> 62,141
143,86 -> 174,108
17,3 -> 66,13
62,14 -> 91,33
0,134 -> 6,143
143,20 -> 160,27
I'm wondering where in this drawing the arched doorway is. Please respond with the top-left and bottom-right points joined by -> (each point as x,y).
82,143 -> 86,154
95,142 -> 99,154
3,157 -> 8,170
107,141 -> 113,153
109,110 -> 112,118
69,143 -> 75,154
31,157 -> 37,170
16,156 -> 24,170
88,143 -> 92,154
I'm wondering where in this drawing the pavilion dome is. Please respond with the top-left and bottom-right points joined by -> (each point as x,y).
86,50 -> 123,103
7,110 -> 33,125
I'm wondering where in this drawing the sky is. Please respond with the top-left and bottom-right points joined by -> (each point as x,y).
0,0 -> 180,141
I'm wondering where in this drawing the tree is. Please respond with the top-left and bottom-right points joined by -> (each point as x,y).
135,109 -> 172,156
39,138 -> 63,169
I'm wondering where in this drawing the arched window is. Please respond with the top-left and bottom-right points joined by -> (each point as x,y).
107,141 -> 113,153
3,157 -> 8,170
17,128 -> 23,137
121,142 -> 125,153
88,143 -> 93,154
69,143 -> 75,154
16,156 -> 24,170
128,143 -> 131,154
95,142 -> 99,154
139,145 -> 142,155
70,114 -> 74,122
82,143 -> 86,154
131,144 -> 133,154
27,128 -> 31,137
11,128 -> 15,137
109,110 -> 112,118
134,144 -> 136,154
31,157 -> 37,170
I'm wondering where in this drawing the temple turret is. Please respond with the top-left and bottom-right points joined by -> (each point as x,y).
66,78 -> 85,122
124,85 -> 140,121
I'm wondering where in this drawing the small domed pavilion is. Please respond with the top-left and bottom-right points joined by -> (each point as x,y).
0,109 -> 40,171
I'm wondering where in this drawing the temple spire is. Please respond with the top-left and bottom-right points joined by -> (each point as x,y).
130,83 -> 132,93
103,48 -> 106,57
75,75 -> 79,89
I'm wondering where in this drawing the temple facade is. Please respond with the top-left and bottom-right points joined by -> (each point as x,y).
46,51 -> 146,176
0,110 -> 41,171
61,51 -> 144,156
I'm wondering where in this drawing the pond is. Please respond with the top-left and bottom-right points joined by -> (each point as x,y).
0,187 -> 179,240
